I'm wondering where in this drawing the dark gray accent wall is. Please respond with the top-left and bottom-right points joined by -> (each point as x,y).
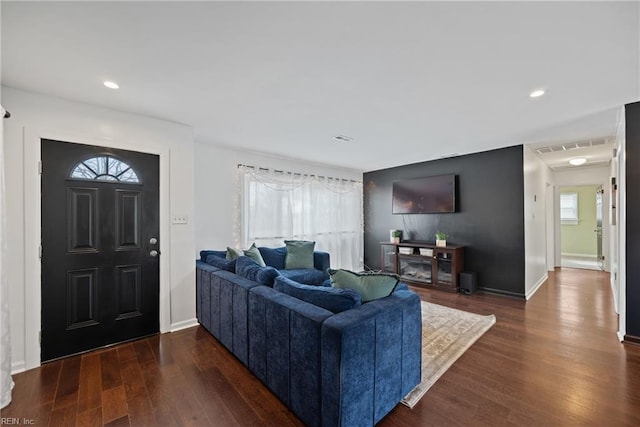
363,145 -> 525,297
625,101 -> 640,340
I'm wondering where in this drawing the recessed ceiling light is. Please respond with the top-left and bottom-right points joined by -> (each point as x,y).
569,157 -> 587,166
333,135 -> 353,142
529,89 -> 545,98
103,81 -> 119,89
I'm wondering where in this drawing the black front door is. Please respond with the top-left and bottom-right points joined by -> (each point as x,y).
41,139 -> 160,362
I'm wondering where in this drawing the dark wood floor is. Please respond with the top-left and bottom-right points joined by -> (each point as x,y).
2,268 -> 640,426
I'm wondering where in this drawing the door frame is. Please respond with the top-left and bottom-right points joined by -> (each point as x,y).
555,183 -> 608,271
23,127 -> 171,369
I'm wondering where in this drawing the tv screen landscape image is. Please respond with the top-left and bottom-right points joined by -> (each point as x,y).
392,174 -> 456,214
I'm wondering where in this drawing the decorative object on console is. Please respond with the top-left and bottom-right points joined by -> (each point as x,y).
419,248 -> 433,256
435,231 -> 447,247
390,229 -> 403,244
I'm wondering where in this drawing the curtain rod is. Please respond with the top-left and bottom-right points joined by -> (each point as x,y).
237,163 -> 360,183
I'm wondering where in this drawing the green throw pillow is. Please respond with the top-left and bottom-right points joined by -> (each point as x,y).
329,269 -> 399,302
244,243 -> 266,267
284,240 -> 315,269
226,246 -> 243,260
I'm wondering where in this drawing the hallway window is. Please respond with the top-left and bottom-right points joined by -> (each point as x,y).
560,192 -> 579,224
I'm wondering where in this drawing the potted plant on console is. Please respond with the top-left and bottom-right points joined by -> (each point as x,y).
435,231 -> 447,247
390,229 -> 402,244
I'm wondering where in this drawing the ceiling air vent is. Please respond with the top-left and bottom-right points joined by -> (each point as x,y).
535,137 -> 610,155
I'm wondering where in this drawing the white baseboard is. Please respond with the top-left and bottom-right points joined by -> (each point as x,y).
611,279 -> 619,314
617,330 -> 626,342
170,318 -> 198,332
526,273 -> 548,301
561,253 -> 597,259
9,321 -> 198,375
11,361 -> 26,375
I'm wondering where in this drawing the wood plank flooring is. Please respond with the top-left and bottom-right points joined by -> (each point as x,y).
2,267 -> 640,426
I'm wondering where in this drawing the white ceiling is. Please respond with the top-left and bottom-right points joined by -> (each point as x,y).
2,1 -> 638,172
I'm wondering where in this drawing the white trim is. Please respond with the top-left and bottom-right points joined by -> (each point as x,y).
617,124 -> 626,342
525,273 -> 548,300
617,331 -> 625,342
560,253 -> 597,259
22,127 -> 172,371
611,279 -> 619,315
10,361 -> 25,375
170,318 -> 198,332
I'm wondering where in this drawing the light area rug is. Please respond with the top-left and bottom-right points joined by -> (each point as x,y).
401,301 -> 496,408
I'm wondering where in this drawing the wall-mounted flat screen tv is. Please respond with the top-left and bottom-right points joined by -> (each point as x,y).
392,174 -> 456,214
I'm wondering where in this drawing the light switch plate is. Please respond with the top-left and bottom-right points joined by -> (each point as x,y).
172,215 -> 188,224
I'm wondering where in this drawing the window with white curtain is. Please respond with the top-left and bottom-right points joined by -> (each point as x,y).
236,165 -> 363,271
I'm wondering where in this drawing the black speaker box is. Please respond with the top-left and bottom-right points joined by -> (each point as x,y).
459,271 -> 478,295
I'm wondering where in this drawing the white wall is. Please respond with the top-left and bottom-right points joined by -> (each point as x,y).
552,165 -> 611,272
194,142 -> 362,254
2,87 -> 196,372
523,145 -> 553,299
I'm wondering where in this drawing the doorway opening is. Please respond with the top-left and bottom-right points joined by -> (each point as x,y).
559,184 -> 604,271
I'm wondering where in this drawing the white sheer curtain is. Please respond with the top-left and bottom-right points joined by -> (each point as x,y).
1,105 -> 13,409
237,165 -> 363,271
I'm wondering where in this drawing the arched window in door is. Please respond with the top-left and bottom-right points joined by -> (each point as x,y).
70,155 -> 140,183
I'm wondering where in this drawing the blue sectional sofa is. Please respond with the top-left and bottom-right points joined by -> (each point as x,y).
195,251 -> 422,427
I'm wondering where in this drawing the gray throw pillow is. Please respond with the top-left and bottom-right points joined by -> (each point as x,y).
284,240 -> 315,269
226,246 -> 243,260
244,243 -> 266,267
329,269 -> 399,302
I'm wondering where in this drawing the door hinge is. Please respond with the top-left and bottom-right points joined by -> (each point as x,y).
39,245 -> 42,259
38,160 -> 42,174
39,331 -> 42,345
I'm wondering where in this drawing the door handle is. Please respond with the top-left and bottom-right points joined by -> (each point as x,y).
150,250 -> 159,257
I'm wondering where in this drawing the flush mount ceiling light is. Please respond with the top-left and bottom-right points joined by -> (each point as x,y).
529,89 -> 545,98
103,81 -> 119,89
333,135 -> 353,142
569,157 -> 587,166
